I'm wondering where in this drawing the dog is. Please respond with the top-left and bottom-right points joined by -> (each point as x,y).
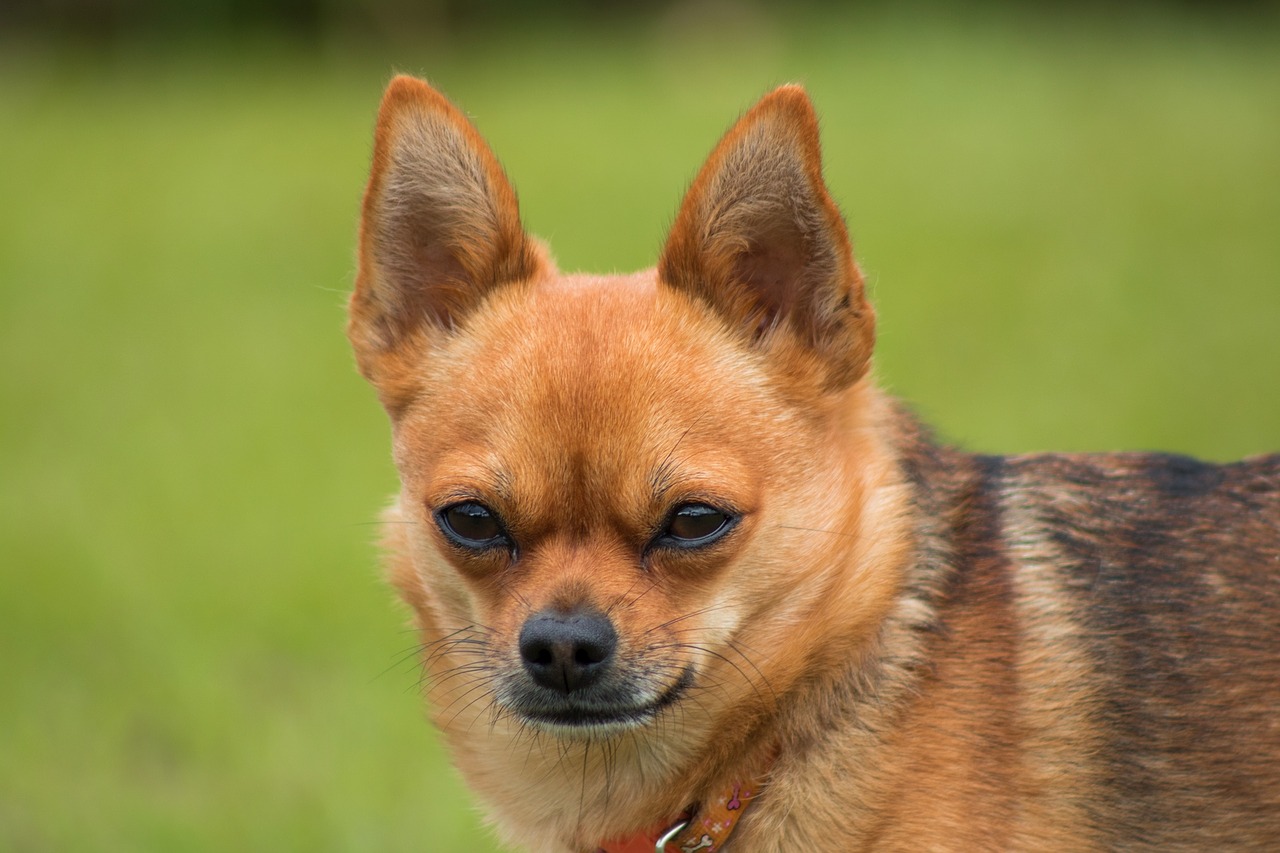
346,76 -> 1280,851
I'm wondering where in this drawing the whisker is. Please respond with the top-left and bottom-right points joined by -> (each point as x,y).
421,664 -> 492,699
615,578 -> 662,614
605,576 -> 657,618
439,679 -> 500,730
659,641 -> 776,707
371,642 -> 432,683
576,740 -> 587,829
772,523 -> 866,541
645,601 -> 738,635
651,413 -> 709,494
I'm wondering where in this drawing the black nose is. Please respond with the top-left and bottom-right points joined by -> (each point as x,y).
518,609 -> 617,694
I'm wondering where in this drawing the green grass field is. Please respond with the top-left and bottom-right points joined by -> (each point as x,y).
2,9 -> 1278,850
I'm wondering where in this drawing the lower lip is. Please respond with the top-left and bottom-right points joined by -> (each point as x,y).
520,667 -> 694,733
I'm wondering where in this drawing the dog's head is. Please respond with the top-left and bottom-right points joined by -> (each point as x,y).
349,78 -> 899,751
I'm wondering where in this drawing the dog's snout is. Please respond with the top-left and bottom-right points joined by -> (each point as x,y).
518,609 -> 617,694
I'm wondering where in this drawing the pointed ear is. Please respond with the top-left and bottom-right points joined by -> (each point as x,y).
348,76 -> 544,389
659,85 -> 874,389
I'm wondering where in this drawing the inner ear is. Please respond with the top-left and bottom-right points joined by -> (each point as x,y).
659,85 -> 874,388
732,220 -> 827,341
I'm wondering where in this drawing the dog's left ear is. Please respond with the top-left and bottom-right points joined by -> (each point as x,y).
659,86 -> 874,389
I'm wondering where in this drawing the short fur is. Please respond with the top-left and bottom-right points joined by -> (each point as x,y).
347,76 -> 1280,852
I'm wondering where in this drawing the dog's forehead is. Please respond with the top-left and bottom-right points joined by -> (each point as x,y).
405,270 -> 784,494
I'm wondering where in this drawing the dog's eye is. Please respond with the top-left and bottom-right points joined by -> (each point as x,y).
660,503 -> 736,548
436,501 -> 510,549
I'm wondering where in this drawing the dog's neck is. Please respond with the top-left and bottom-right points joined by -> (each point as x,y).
595,745 -> 776,853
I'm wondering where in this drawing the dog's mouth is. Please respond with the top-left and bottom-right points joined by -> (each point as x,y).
513,666 -> 695,734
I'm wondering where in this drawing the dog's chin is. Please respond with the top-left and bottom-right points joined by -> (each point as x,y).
511,666 -> 695,739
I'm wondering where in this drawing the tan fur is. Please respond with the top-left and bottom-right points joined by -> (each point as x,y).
349,77 -> 1280,851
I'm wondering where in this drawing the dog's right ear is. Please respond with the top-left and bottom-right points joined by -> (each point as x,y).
348,76 -> 542,407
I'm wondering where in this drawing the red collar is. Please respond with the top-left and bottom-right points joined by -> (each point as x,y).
595,762 -> 773,853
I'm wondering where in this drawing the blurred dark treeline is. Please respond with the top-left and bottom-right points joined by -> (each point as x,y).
1,0 -> 652,38
4,0 -> 1278,40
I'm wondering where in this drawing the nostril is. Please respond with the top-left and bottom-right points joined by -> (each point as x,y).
574,643 -> 606,666
518,631 -> 556,668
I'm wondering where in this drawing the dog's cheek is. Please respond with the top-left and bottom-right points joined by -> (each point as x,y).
420,551 -> 484,627
385,498 -> 490,631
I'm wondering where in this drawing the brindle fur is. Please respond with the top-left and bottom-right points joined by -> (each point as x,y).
855,412 -> 1280,849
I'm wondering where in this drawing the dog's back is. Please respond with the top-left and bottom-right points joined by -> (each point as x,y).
876,422 -> 1280,848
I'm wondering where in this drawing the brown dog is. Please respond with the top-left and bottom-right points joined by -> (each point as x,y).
347,76 -> 1280,852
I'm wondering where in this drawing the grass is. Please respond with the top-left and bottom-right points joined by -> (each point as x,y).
2,8 -> 1278,850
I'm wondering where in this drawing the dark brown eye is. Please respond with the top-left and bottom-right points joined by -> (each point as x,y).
437,501 -> 510,550
659,503 -> 735,548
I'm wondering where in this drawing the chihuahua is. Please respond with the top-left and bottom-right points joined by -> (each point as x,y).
347,77 -> 1280,851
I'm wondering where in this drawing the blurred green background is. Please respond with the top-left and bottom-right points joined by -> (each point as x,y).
2,2 -> 1278,850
